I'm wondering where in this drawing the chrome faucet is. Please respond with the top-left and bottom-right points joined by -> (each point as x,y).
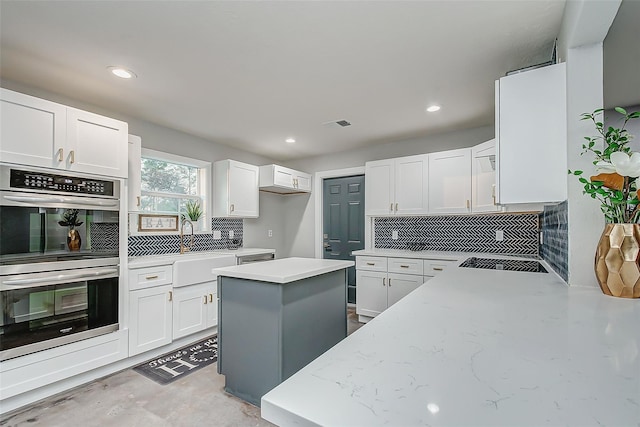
180,218 -> 194,254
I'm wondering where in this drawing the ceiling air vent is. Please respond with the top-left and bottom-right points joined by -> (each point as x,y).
322,119 -> 352,128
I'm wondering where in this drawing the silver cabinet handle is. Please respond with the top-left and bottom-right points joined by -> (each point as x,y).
169,291 -> 173,302
400,265 -> 409,268
57,148 -> 64,162
383,278 -> 386,286
209,293 -> 214,303
145,275 -> 159,280
70,150 -> 75,164
137,196 -> 141,207
388,278 -> 391,287
433,267 -> 444,271
466,199 -> 470,209
395,203 -> 398,212
204,295 -> 208,304
230,203 -> 235,213
390,203 -> 393,212
366,262 -> 375,266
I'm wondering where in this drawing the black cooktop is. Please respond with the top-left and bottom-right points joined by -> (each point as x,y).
460,257 -> 548,273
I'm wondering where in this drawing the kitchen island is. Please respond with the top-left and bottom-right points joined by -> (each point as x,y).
261,264 -> 640,426
215,257 -> 354,406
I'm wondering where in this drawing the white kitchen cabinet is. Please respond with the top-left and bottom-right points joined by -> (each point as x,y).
365,154 -> 428,216
496,63 -> 567,204
356,256 -> 425,321
386,273 -> 424,307
471,139 -> 498,212
173,282 -> 217,340
213,159 -> 259,218
0,88 -> 66,169
259,164 -> 312,194
0,88 -> 128,178
355,270 -> 388,318
428,148 -> 472,214
127,134 -> 142,211
128,285 -> 173,356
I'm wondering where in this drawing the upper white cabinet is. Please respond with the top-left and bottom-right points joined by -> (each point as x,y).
496,63 -> 567,204
365,154 -> 428,216
213,159 -> 259,218
0,88 -> 128,178
428,148 -> 472,214
471,139 -> 499,213
127,134 -> 142,212
259,164 -> 311,194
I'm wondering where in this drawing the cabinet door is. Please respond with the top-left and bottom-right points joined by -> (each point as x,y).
273,166 -> 294,189
428,148 -> 472,214
471,139 -> 498,212
173,283 -> 208,340
498,63 -> 566,204
66,108 -> 128,178
387,273 -> 423,307
127,135 -> 142,212
355,270 -> 387,318
228,160 -> 259,217
365,159 -> 394,215
0,88 -> 66,169
205,285 -> 218,328
294,172 -> 312,192
129,285 -> 172,356
395,155 -> 429,215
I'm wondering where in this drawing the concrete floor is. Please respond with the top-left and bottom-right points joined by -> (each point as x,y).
1,308 -> 363,427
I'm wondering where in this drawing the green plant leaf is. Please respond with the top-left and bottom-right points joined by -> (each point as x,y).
615,107 -> 627,115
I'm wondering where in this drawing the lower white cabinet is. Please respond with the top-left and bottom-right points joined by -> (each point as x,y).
173,282 -> 217,340
356,255 -> 459,322
129,285 -> 173,356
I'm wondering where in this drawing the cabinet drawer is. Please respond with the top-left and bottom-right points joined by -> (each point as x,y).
129,265 -> 173,290
423,259 -> 457,277
388,257 -> 423,275
356,256 -> 387,272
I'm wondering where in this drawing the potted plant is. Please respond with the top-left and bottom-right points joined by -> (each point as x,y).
570,106 -> 640,298
183,200 -> 203,230
58,209 -> 84,251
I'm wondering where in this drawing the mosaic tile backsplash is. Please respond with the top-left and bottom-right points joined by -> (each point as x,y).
539,201 -> 568,281
90,223 -> 119,252
128,218 -> 243,257
374,213 -> 540,256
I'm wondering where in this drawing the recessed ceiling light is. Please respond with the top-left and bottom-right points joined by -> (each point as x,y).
426,105 -> 441,113
285,138 -> 296,144
108,66 -> 136,79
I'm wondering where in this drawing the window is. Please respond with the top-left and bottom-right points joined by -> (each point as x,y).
139,149 -> 211,230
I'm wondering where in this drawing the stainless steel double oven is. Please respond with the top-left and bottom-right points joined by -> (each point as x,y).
0,164 -> 121,361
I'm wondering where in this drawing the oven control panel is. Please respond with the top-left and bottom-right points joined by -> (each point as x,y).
9,169 -> 115,196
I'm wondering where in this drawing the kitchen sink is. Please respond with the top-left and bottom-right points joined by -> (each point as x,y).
173,254 -> 236,287
459,257 -> 548,273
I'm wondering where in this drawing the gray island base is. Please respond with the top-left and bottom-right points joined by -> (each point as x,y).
215,257 -> 354,406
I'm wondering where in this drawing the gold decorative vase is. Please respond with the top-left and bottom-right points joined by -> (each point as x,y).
67,228 -> 81,252
595,223 -> 640,298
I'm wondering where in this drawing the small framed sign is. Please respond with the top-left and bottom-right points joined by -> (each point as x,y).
138,214 -> 179,232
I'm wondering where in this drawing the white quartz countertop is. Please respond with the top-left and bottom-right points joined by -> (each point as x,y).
261,266 -> 640,426
351,248 -> 540,261
215,257 -> 354,284
128,248 -> 275,269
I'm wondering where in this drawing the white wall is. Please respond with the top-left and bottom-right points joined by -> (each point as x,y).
0,79 -> 288,255
281,125 -> 495,258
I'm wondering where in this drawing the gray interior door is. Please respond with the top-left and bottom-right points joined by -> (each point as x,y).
322,175 -> 365,304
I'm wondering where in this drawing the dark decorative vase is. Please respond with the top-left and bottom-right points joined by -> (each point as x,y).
67,228 -> 81,251
595,223 -> 640,298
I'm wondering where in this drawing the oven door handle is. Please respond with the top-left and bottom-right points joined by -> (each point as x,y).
2,268 -> 119,288
3,195 -> 119,207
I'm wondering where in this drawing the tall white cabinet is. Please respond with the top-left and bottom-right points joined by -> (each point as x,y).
428,148 -> 472,214
364,154 -> 429,216
0,88 -> 128,178
213,159 -> 259,218
496,63 -> 567,204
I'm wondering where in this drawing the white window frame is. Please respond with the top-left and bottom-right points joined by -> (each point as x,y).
138,148 -> 212,233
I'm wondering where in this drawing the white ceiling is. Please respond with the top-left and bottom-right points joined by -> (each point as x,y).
0,1 -> 567,161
